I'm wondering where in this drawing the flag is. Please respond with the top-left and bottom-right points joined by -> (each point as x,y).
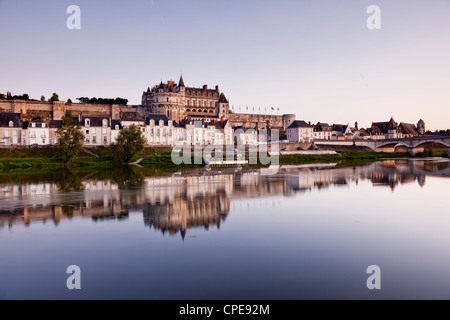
271,107 -> 274,110
277,108 -> 280,111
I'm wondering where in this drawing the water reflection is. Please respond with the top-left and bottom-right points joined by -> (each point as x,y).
0,159 -> 449,236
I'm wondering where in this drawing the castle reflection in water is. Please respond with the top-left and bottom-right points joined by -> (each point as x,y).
1,159 -> 449,237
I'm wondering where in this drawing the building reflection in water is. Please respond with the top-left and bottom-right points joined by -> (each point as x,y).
0,159 -> 449,237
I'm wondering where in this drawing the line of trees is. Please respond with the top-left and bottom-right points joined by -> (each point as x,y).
1,92 -> 128,105
0,92 -> 30,100
76,97 -> 128,105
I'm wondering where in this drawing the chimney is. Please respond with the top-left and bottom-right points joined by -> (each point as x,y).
355,121 -> 359,130
20,109 -> 23,120
203,85 -> 208,91
79,112 -> 82,123
308,121 -> 311,126
221,116 -> 223,126
119,111 -> 123,119
215,85 -> 219,92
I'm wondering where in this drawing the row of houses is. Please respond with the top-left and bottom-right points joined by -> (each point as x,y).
0,112 -> 259,147
285,118 -> 426,143
0,111 -> 427,147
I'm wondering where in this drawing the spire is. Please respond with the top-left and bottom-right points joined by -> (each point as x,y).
219,92 -> 228,103
178,75 -> 185,87
146,87 -> 150,93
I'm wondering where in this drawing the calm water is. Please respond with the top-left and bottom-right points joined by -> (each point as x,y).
1,159 -> 450,300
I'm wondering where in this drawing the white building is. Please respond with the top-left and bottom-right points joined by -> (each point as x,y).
286,120 -> 314,143
78,116 -> 111,146
26,119 -> 50,146
145,114 -> 174,146
0,113 -> 22,146
234,127 -> 258,146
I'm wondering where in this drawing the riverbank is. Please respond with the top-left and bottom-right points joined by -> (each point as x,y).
0,146 -> 447,174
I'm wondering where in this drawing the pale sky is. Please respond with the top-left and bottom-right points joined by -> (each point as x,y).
1,0 -> 449,130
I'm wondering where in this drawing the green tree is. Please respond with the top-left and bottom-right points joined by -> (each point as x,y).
113,124 -> 146,164
67,98 -> 73,104
57,111 -> 85,167
50,93 -> 59,101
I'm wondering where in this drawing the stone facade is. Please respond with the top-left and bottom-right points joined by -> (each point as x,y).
142,76 -> 230,124
0,100 -> 134,122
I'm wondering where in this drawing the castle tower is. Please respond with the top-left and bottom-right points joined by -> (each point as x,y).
218,93 -> 229,120
282,114 -> 296,131
417,119 -> 425,135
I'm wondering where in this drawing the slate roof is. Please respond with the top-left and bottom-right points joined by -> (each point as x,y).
121,112 -> 145,122
288,120 -> 312,129
178,75 -> 185,87
218,93 -> 228,103
49,120 -> 62,128
111,120 -> 122,130
399,122 -> 419,136
146,114 -> 170,126
0,113 -> 22,128
79,116 -> 110,127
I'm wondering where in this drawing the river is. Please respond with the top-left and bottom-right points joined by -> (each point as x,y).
0,159 -> 450,299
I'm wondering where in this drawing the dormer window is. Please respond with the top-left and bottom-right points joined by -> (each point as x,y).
42,123 -> 46,128
86,119 -> 90,127
8,121 -> 13,127
32,123 -> 36,128
103,119 -> 108,127
115,125 -> 119,130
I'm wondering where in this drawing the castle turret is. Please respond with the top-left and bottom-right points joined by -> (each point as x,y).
417,119 -> 425,135
218,93 -> 229,120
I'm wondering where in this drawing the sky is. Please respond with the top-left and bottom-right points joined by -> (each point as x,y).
0,0 -> 449,130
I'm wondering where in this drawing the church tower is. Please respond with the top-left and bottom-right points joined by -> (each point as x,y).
417,119 -> 425,135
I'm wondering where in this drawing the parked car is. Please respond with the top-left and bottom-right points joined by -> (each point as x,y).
281,148 -> 287,151
298,147 -> 305,150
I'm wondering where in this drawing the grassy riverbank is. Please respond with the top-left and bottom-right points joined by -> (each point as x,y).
0,146 -> 447,175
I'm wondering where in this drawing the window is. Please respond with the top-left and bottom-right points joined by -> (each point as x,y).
5,130 -> 9,138
93,136 -> 97,143
103,119 -> 107,127
86,138 -> 90,143
42,139 -> 45,144
8,121 -> 13,127
115,125 -> 119,130
86,119 -> 90,127
167,98 -> 169,102
42,123 -> 46,128
32,123 -> 36,128
86,130 -> 89,134
53,132 -> 57,137
103,136 -> 107,143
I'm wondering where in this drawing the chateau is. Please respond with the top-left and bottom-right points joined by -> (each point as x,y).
142,76 -> 230,124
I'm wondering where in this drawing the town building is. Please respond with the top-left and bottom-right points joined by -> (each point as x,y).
286,120 -> 314,143
369,117 -> 425,139
0,112 -> 22,146
25,118 -> 50,146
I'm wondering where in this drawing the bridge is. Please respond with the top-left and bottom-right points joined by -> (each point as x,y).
315,136 -> 450,155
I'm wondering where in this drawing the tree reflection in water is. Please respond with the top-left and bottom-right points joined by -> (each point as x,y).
56,169 -> 85,193
111,166 -> 145,189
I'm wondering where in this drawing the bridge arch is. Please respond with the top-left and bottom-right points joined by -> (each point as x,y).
412,140 -> 450,148
376,141 -> 412,149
